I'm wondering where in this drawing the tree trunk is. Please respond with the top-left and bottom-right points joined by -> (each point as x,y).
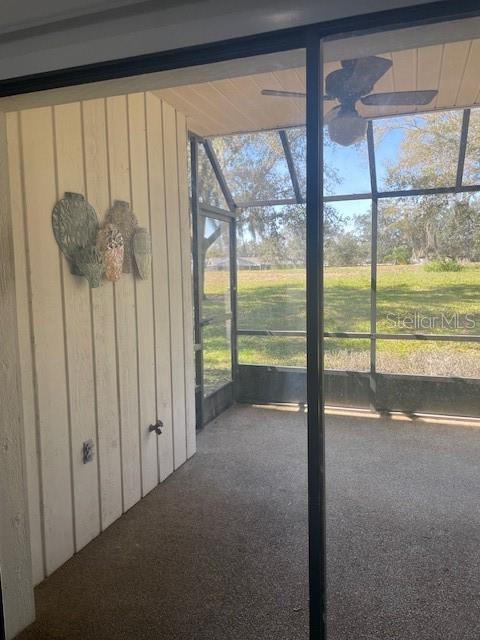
198,217 -> 223,302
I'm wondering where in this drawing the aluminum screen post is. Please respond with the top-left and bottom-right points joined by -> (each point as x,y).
190,135 -> 204,428
456,109 -> 471,188
367,120 -> 378,409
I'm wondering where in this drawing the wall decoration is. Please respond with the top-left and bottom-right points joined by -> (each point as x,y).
52,192 -> 99,275
133,227 -> 152,280
97,223 -> 124,282
73,246 -> 105,288
105,200 -> 138,273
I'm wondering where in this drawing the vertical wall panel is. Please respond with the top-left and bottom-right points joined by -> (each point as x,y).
127,93 -> 157,495
8,93 -> 195,589
162,101 -> 188,470
146,94 -> 175,481
176,112 -> 196,459
54,102 -> 101,550
20,106 -> 75,575
0,110 -> 35,640
82,98 -> 123,529
6,112 -> 44,585
106,95 -> 142,511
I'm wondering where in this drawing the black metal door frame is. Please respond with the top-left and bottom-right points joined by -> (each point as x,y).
305,32 -> 326,637
2,4 -> 480,640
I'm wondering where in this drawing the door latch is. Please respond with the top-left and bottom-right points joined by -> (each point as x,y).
149,420 -> 164,435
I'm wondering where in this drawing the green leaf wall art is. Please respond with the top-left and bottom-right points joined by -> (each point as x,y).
133,227 -> 152,280
52,193 -> 151,288
52,192 -> 99,275
73,246 -> 105,288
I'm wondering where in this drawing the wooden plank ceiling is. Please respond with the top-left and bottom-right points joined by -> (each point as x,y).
155,39 -> 480,137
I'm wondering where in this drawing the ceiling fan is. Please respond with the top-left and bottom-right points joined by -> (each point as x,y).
261,56 -> 438,146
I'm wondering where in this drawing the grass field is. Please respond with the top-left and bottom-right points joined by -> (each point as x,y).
202,264 -> 480,393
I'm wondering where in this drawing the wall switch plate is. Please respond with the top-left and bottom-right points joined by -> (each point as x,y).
83,439 -> 94,464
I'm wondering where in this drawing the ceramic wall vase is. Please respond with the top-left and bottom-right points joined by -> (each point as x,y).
133,227 -> 152,280
52,192 -> 99,275
73,246 -> 105,288
105,200 -> 138,273
97,223 -> 124,282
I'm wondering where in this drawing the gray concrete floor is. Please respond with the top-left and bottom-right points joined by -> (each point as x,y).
16,404 -> 480,639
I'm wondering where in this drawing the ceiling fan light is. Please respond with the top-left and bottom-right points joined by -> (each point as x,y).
327,112 -> 367,146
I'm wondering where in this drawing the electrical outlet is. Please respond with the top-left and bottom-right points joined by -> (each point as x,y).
83,439 -> 94,464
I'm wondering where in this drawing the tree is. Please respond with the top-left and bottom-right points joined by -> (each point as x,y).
381,112 -> 462,189
196,110 -> 480,276
377,111 -> 480,262
437,198 -> 480,261
198,216 -> 228,300
204,129 -> 344,269
325,232 -> 369,266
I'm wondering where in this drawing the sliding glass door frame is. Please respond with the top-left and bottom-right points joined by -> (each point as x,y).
187,13 -> 480,637
3,4 -> 480,640
307,11 -> 480,638
305,32 -> 327,639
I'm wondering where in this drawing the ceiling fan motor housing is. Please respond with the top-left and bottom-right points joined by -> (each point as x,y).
328,110 -> 367,146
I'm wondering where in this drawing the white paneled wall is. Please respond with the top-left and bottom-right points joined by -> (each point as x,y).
6,92 -> 196,585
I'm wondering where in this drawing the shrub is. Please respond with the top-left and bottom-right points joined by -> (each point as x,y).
424,257 -> 463,272
385,246 -> 411,265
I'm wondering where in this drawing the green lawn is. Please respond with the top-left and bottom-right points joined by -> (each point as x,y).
202,264 -> 480,393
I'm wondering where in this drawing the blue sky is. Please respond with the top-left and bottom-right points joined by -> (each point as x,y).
324,123 -> 405,194
323,121 -> 406,231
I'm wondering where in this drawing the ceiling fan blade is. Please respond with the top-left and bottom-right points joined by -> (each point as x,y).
361,89 -> 438,106
338,56 -> 392,95
261,89 -> 306,98
261,89 -> 335,100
